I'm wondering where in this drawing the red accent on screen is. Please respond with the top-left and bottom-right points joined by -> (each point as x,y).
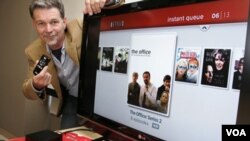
100,0 -> 249,31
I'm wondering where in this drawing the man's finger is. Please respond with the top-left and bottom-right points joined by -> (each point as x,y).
40,66 -> 48,75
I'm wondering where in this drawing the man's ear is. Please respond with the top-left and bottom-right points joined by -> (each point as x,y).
32,20 -> 38,31
63,17 -> 67,29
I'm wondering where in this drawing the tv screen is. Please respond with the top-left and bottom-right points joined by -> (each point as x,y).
78,0 -> 250,140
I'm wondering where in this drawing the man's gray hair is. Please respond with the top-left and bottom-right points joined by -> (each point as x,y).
29,0 -> 65,19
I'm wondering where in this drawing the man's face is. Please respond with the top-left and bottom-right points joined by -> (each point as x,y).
238,59 -> 244,73
143,73 -> 150,85
205,65 -> 213,83
32,8 -> 66,49
239,63 -> 244,73
132,74 -> 138,82
164,80 -> 170,88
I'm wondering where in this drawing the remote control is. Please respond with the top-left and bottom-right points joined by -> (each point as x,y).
33,55 -> 51,75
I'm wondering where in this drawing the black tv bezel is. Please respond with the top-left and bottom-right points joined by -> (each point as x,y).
77,0 -> 250,140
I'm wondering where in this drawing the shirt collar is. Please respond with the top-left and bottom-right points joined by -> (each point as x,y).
46,41 -> 66,55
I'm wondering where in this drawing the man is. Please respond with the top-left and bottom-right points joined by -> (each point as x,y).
202,64 -> 213,85
127,72 -> 140,106
156,75 -> 171,100
22,0 -> 106,129
139,71 -> 157,110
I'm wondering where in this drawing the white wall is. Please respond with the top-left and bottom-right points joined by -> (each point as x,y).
62,0 -> 84,20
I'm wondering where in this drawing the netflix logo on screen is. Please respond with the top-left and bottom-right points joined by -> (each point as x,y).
222,125 -> 250,141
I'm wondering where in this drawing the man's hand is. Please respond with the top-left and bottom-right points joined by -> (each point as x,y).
84,0 -> 106,16
165,86 -> 170,92
32,66 -> 52,90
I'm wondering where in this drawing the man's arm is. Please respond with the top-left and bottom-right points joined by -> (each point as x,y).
22,51 -> 50,101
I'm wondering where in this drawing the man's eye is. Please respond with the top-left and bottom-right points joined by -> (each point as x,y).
37,22 -> 45,26
51,21 -> 59,25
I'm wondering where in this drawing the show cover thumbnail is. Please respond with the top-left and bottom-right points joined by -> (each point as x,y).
232,48 -> 245,90
175,48 -> 201,84
114,47 -> 129,74
128,32 -> 177,116
101,47 -> 114,72
201,48 -> 231,88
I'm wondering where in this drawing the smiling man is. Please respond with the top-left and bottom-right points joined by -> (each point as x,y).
22,0 -> 106,129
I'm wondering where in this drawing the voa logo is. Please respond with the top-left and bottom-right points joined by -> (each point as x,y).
226,129 -> 246,136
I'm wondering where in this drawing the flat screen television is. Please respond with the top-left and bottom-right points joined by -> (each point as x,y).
78,0 -> 250,140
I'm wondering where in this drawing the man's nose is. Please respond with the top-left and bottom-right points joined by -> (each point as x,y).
45,24 -> 52,32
